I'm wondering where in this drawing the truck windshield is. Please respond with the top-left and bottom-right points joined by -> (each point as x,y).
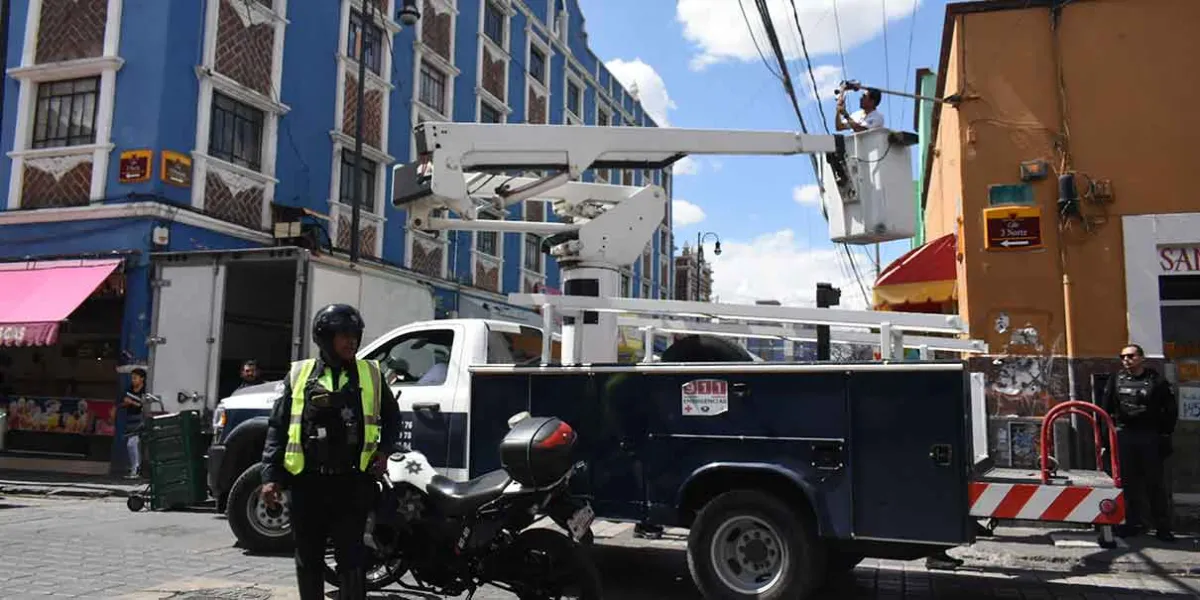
486,325 -> 559,365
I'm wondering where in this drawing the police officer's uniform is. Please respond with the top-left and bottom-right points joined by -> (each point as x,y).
1103,363 -> 1177,539
261,304 -> 401,599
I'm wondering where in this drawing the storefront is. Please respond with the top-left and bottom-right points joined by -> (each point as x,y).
1123,213 -> 1200,493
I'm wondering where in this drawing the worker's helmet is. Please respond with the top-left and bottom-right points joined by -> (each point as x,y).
312,304 -> 365,359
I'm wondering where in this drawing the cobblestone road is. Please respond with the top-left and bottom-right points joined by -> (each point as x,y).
0,496 -> 1198,599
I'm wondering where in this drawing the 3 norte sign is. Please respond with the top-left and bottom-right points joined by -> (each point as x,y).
984,205 -> 1043,251
682,379 -> 729,417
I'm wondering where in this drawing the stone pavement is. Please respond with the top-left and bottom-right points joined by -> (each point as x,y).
1,495 -> 1199,599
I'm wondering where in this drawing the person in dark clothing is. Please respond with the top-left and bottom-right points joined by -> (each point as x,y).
237,359 -> 263,389
1102,343 -> 1178,542
259,304 -> 402,599
122,368 -> 147,479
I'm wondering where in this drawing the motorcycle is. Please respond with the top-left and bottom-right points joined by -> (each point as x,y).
321,412 -> 601,599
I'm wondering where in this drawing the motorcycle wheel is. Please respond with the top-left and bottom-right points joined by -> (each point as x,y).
507,528 -> 603,600
321,539 -> 407,591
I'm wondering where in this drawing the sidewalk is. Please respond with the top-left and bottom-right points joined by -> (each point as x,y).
955,525 -> 1200,577
0,468 -> 143,498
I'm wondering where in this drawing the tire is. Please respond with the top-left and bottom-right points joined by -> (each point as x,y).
508,528 -> 603,600
687,489 -> 826,600
126,495 -> 145,512
226,463 -> 293,554
321,541 -> 407,591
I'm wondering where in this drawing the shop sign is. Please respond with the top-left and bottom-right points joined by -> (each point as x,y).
118,149 -> 152,184
161,150 -> 192,187
0,323 -> 60,346
1159,245 -> 1200,274
984,206 -> 1043,251
1180,385 -> 1200,422
0,397 -> 117,436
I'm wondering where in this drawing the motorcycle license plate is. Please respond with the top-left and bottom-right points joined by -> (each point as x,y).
566,503 -> 594,541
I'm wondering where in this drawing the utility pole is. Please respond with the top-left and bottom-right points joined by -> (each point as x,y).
349,0 -> 373,263
815,282 -> 840,361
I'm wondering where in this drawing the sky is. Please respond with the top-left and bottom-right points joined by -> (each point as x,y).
577,0 -> 952,310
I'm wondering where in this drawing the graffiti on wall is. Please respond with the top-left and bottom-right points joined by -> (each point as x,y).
986,316 -> 1063,417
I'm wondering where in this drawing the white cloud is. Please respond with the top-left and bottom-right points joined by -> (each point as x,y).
673,156 -> 700,175
677,0 -> 920,72
708,229 -> 870,309
792,183 -> 822,206
605,58 -> 676,126
804,64 -> 844,103
672,199 -> 707,227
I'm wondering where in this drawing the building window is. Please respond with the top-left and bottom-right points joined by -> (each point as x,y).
621,273 -> 631,297
524,234 -> 543,272
642,281 -> 651,299
476,213 -> 499,256
419,61 -> 448,114
529,45 -> 546,84
598,108 -> 609,127
566,80 -> 581,116
483,1 -> 505,45
348,10 -> 383,75
32,77 -> 100,149
339,150 -> 377,212
209,92 -> 264,171
622,169 -> 633,186
480,101 -> 502,123
642,247 -> 652,272
660,229 -> 670,253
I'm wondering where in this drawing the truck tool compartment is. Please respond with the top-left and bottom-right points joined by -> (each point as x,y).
467,360 -> 973,547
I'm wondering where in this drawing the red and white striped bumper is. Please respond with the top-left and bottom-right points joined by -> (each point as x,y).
968,482 -> 1125,525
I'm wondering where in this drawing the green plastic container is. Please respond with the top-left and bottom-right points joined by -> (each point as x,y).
143,410 -> 208,510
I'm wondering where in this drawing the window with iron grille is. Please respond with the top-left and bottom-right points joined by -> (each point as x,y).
524,234 -> 543,272
32,77 -> 99,149
622,170 -> 633,186
420,61 -> 448,114
339,150 -> 377,213
642,281 -> 650,299
476,213 -> 499,256
209,92 -> 264,171
529,45 -> 546,84
597,108 -> 609,127
480,101 -> 502,123
566,80 -> 581,116
621,273 -> 631,297
483,2 -> 505,45
642,247 -> 651,272
348,10 -> 383,75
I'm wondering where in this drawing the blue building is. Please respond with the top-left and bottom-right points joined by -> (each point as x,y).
0,0 -> 673,472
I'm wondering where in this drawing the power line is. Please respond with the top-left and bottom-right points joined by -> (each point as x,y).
901,0 -> 919,127
788,0 -> 830,135
738,0 -> 783,81
881,0 -> 893,120
831,0 -> 848,77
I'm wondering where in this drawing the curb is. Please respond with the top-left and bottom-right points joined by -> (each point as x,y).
956,550 -> 1200,577
0,484 -> 130,499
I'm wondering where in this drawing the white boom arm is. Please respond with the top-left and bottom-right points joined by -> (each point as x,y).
392,122 -> 922,364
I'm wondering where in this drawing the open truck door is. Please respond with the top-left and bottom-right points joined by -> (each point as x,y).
147,259 -> 227,416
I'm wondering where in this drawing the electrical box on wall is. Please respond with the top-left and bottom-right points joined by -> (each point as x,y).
818,128 -> 918,245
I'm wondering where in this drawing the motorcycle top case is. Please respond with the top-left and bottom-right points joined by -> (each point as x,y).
499,416 -> 576,488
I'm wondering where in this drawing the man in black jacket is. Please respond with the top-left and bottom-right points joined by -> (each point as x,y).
1102,343 -> 1178,542
259,304 -> 402,599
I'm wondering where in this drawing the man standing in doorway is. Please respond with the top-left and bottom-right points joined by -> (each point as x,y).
1102,343 -> 1178,542
836,84 -> 885,132
238,359 -> 263,390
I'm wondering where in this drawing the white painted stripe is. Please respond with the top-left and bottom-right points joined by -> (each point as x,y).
1064,487 -> 1121,523
969,483 -> 1012,517
1015,485 -> 1066,520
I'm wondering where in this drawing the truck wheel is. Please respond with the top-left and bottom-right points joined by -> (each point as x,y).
687,490 -> 825,600
226,464 -> 292,553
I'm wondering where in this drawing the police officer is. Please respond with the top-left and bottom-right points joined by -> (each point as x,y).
1102,343 -> 1177,542
259,304 -> 402,598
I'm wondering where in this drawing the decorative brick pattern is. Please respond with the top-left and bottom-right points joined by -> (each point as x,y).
36,0 -> 107,64
481,47 -> 506,102
527,87 -> 546,125
475,261 -> 500,292
525,200 -> 544,221
204,172 -> 265,230
421,0 -> 453,61
335,215 -> 379,258
21,160 -> 92,208
342,75 -> 383,149
411,237 -> 444,278
214,0 -> 275,96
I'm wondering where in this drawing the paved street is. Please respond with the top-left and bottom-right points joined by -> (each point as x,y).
0,495 -> 1198,599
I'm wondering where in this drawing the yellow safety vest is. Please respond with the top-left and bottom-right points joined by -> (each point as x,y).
283,358 -> 382,475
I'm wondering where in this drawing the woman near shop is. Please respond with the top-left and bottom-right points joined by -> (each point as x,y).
122,368 -> 147,479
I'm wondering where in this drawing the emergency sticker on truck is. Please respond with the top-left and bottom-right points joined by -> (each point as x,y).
682,379 -> 729,416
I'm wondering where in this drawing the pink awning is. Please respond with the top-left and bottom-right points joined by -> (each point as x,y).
0,259 -> 122,347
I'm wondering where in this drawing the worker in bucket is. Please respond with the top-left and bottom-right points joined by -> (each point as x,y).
1102,343 -> 1177,542
259,304 -> 402,599
835,81 -> 886,132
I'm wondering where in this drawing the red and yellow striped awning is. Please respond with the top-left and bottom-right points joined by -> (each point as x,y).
872,233 -> 957,313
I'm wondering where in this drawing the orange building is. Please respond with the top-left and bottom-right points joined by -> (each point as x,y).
895,0 -> 1200,494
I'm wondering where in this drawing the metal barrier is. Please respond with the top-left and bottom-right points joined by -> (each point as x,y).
1040,401 -> 1122,486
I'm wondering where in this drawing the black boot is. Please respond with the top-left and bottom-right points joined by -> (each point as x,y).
338,567 -> 367,600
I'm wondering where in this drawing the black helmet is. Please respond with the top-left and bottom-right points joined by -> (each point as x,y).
312,304 -> 365,360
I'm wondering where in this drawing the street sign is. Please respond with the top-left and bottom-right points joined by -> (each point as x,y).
984,205 -> 1043,251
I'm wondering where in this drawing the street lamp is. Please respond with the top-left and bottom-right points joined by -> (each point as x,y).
350,0 -> 421,263
695,231 -> 720,301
